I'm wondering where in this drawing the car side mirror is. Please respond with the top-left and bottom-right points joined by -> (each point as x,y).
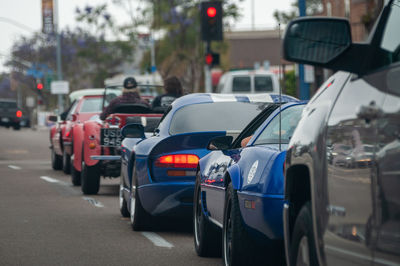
47,115 -> 58,122
71,114 -> 78,122
121,123 -> 145,139
284,17 -> 352,65
207,135 -> 233,151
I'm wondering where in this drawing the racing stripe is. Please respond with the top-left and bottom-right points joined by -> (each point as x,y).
247,94 -> 273,102
209,94 -> 237,102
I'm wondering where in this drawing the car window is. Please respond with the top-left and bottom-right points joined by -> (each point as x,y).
380,1 -> 400,65
232,76 -> 251,92
253,104 -> 304,145
79,98 -> 103,113
254,75 -> 273,92
169,102 -> 268,135
67,101 -> 79,119
0,101 -> 17,108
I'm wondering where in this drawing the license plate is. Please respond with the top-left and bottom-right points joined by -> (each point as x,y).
1,117 -> 10,123
101,128 -> 122,147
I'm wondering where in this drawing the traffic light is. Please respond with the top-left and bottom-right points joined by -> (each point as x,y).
201,1 -> 223,41
205,52 -> 220,66
37,83 -> 43,90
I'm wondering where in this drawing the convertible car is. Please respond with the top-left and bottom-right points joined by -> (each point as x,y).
193,101 -> 305,266
119,93 -> 298,231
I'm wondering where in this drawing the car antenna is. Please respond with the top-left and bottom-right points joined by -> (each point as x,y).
278,23 -> 282,151
102,86 -> 108,112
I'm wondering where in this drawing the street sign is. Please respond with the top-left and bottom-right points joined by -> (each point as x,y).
42,0 -> 54,34
26,97 -> 35,108
51,81 -> 69,94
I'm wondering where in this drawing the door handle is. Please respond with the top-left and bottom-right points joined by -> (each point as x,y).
357,101 -> 383,121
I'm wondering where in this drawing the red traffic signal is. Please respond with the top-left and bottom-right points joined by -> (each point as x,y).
37,83 -> 44,90
205,53 -> 213,65
207,7 -> 217,17
205,52 -> 220,66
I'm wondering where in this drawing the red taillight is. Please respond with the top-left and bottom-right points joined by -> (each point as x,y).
65,131 -> 71,137
16,110 -> 22,118
155,154 -> 199,168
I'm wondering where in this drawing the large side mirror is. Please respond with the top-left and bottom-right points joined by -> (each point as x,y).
47,115 -> 58,122
284,17 -> 352,65
207,135 -> 233,151
121,123 -> 145,139
71,114 -> 78,122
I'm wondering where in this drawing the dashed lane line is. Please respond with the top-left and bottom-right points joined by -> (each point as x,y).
8,165 -> 21,170
40,176 -> 60,183
141,232 -> 174,248
82,197 -> 104,208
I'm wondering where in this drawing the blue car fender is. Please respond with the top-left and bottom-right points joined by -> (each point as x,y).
227,163 -> 242,190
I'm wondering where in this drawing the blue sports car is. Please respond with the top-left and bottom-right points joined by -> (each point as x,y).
193,101 -> 305,266
119,93 -> 298,231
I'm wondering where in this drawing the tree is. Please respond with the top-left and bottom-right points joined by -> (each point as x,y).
138,0 -> 243,92
273,0 -> 323,25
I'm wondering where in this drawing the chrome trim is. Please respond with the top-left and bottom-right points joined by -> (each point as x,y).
283,203 -> 291,266
90,155 -> 120,160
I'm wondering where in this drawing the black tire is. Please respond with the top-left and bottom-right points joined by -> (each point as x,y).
71,163 -> 81,186
81,161 -> 100,195
193,173 -> 222,257
51,148 -> 63,170
223,183 -> 261,266
119,177 -> 130,217
290,202 -> 318,266
62,150 -> 71,174
13,124 -> 20,130
130,176 -> 151,231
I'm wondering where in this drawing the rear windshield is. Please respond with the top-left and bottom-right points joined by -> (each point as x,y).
254,75 -> 274,92
79,98 -> 103,113
232,76 -> 251,92
169,102 -> 269,135
0,101 -> 17,109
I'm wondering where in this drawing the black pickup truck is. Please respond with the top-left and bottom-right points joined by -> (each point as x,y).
0,99 -> 23,130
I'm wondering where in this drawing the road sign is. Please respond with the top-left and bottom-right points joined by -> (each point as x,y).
42,0 -> 54,34
51,81 -> 69,94
26,97 -> 35,108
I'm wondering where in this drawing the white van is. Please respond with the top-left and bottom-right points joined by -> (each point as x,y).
217,70 -> 279,94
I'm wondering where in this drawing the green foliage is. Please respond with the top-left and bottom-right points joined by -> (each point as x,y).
273,0 -> 323,25
284,70 -> 297,97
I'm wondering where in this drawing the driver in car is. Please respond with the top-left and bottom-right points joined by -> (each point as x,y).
100,77 -> 150,120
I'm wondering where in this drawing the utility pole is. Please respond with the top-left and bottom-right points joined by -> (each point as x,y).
54,0 -> 64,112
298,0 -> 310,100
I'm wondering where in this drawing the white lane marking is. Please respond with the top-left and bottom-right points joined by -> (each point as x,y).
8,165 -> 21,170
141,232 -> 174,248
82,197 -> 104,208
40,176 -> 60,183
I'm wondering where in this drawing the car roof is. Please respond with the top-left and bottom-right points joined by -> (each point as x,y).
68,88 -> 107,101
0,98 -> 17,102
171,93 -> 298,110
222,69 -> 276,76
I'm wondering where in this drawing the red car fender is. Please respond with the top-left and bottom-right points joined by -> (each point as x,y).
83,120 -> 101,167
50,125 -> 57,145
72,123 -> 84,172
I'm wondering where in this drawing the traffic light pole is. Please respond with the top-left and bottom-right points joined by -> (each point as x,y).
298,0 -> 310,100
55,0 -> 64,113
204,41 -> 212,93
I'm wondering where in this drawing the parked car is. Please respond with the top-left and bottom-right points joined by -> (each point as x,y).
76,85 -> 163,195
217,70 -> 279,94
120,93 -> 297,231
193,101 -> 304,265
0,98 -> 23,130
283,1 -> 400,265
49,94 -> 105,174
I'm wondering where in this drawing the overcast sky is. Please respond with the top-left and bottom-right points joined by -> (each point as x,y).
0,0 -> 293,72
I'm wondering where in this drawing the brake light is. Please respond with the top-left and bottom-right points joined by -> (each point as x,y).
16,110 -> 22,118
155,154 -> 199,168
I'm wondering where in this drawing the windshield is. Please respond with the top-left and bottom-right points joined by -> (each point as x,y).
79,98 -> 104,113
0,101 -> 17,109
253,104 -> 304,145
169,102 -> 270,135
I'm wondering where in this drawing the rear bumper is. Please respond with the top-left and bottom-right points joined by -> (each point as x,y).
138,182 -> 195,217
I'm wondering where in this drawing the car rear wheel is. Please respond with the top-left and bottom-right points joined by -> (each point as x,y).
81,161 -> 100,195
290,202 -> 318,266
223,183 -> 261,266
13,123 -> 20,130
119,180 -> 129,217
62,150 -> 71,174
193,174 -> 221,257
51,148 -> 63,170
130,179 -> 151,231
